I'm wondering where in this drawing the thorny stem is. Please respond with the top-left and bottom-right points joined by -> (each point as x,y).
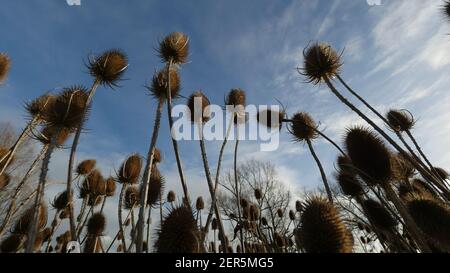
306,139 -> 333,203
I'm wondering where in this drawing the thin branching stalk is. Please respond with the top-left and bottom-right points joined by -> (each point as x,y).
136,98 -> 164,253
106,207 -> 133,253
198,124 -> 228,253
306,138 -> 333,203
0,144 -> 48,238
233,130 -> 245,253
118,183 -> 128,252
165,59 -> 191,207
66,79 -> 100,242
25,135 -> 57,253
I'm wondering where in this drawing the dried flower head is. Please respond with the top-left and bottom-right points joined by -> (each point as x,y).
153,148 -> 162,164
87,213 -> 106,236
337,155 -> 355,174
257,109 -> 285,130
187,91 -> 211,123
345,127 -> 392,185
118,154 -> 142,184
145,166 -> 165,208
363,199 -> 397,231
296,200 -> 303,212
13,203 -> 47,235
289,210 -> 296,221
149,68 -> 181,101
155,205 -> 201,253
336,171 -> 364,197
391,153 -> 415,181
249,205 -> 260,222
76,159 -> 96,176
43,86 -> 89,130
0,53 -> 11,84
124,186 -> 140,209
88,49 -> 128,87
226,88 -> 246,106
82,169 -> 106,196
167,190 -> 176,203
196,197 -> 205,211
51,190 -> 70,211
0,173 -> 10,191
277,208 -> 284,218
36,125 -> 71,148
240,198 -> 249,209
386,109 -> 414,132
254,188 -> 262,200
105,176 -> 116,197
25,94 -> 55,120
300,42 -> 342,84
299,197 -> 353,253
159,32 -> 189,64
290,112 -> 318,142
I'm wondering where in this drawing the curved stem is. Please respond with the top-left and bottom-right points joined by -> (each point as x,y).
136,99 -> 164,252
117,184 -> 128,252
306,138 -> 333,203
66,79 -> 100,242
233,133 -> 245,253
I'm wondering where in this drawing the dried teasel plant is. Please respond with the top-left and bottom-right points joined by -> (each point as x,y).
158,32 -> 189,65
76,159 -> 96,176
0,53 -> 11,85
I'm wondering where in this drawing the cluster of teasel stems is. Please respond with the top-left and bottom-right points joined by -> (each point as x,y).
2,4 -> 450,252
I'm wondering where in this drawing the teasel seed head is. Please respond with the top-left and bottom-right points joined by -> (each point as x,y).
345,126 -> 393,185
87,213 -> 106,236
42,86 -> 89,130
76,159 -> 96,176
155,205 -> 202,253
0,53 -> 11,84
0,234 -> 23,253
261,217 -> 268,226
300,42 -> 342,85
406,195 -> 450,249
249,204 -> 260,221
391,153 -> 415,181
149,68 -> 181,101
124,186 -> 140,209
158,32 -> 189,64
254,188 -> 262,200
211,218 -> 218,230
105,176 -> 116,197
290,112 -> 318,142
257,108 -> 285,130
88,49 -> 128,87
153,148 -> 162,164
289,210 -> 296,221
36,125 -> 71,148
0,173 -> 10,191
386,109 -> 414,132
145,165 -> 165,208
82,169 -> 106,196
167,190 -> 176,203
296,200 -> 303,212
277,208 -> 284,218
118,153 -> 142,184
25,94 -> 55,120
363,199 -> 397,231
336,171 -> 364,197
51,190 -> 70,211
196,197 -> 205,211
337,155 -> 355,174
88,195 -> 103,207
187,91 -> 211,123
433,167 -> 449,180
14,203 -> 47,234
299,197 -> 353,253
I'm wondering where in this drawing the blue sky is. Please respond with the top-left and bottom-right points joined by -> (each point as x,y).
1,0 -> 450,249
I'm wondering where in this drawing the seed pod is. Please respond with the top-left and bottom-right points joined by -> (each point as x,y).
76,159 -> 96,176
25,94 -> 55,120
277,208 -> 284,218
275,233 -> 285,247
196,197 -> 204,211
105,176 -> 116,197
254,188 -> 262,200
240,198 -> 248,208
36,125 -> 71,148
14,203 -> 47,235
51,190 -> 70,211
187,91 -> 211,123
289,210 -> 296,221
261,217 -> 268,226
363,199 -> 397,231
167,190 -> 176,203
158,32 -> 189,64
118,154 -> 142,184
295,200 -> 303,212
300,42 -> 342,85
82,169 -> 106,196
145,166 -> 165,208
336,171 -> 364,197
149,68 -> 180,101
124,186 -> 140,209
155,206 -> 201,253
0,234 -> 23,253
88,49 -> 128,87
0,53 -> 11,84
87,213 -> 106,236
386,109 -> 414,132
290,112 -> 318,142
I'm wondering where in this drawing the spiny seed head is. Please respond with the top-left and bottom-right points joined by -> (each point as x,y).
407,196 -> 450,249
290,112 -> 318,142
155,205 -> 202,253
296,200 -> 303,212
277,208 -> 284,218
363,199 -> 397,231
167,190 -> 176,203
159,32 -> 189,64
51,190 -> 70,211
433,167 -> 449,180
103,176 -> 115,197
36,125 -> 71,148
14,203 -> 47,234
345,127 -> 392,185
0,53 -> 11,84
257,109 -> 285,130
1,234 -> 22,253
226,88 -> 246,107
196,197 -> 204,211
300,42 -> 342,85
82,169 -> 106,196
391,153 -> 415,181
88,49 -> 128,87
254,188 -> 262,200
149,68 -> 180,101
25,94 -> 55,120
153,148 -> 162,164
240,198 -> 248,208
187,91 -> 211,123
336,171 -> 364,197
299,197 -> 353,253
386,109 -> 414,132
76,159 -> 96,176
145,166 -> 165,208
289,210 -> 296,221
43,86 -> 89,130
337,156 -> 355,174
87,213 -> 106,236
118,154 -> 142,184
0,173 -> 10,191
249,205 -> 260,221
125,186 -> 140,209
